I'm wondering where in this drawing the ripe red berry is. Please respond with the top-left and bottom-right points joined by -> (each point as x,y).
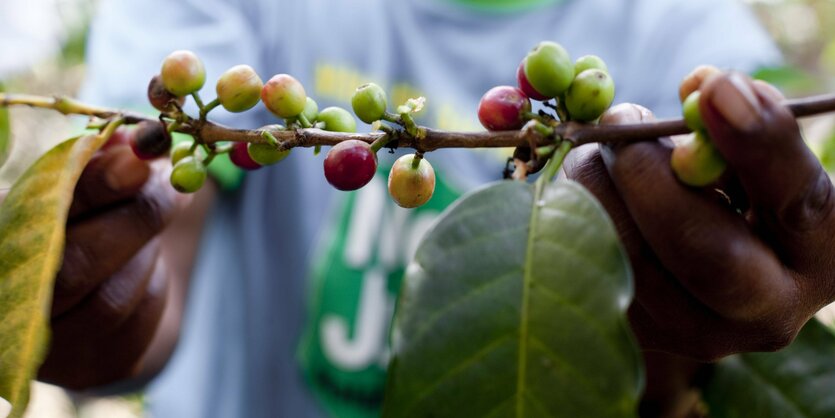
229,141 -> 262,170
477,86 -> 531,131
130,121 -> 171,160
323,140 -> 377,191
261,74 -> 307,119
516,60 -> 548,101
148,74 -> 185,112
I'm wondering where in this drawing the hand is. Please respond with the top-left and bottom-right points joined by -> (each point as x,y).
565,72 -> 835,362
31,129 -> 184,390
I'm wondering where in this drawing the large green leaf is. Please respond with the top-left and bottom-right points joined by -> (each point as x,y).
382,179 -> 643,417
0,131 -> 110,418
704,319 -> 835,418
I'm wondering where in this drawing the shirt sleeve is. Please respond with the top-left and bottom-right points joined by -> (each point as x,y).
616,0 -> 781,118
80,0 -> 270,190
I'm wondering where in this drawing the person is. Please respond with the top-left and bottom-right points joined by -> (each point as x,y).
25,0 -> 835,416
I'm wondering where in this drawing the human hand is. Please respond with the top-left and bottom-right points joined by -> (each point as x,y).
565,71 -> 835,361
14,128 -> 185,389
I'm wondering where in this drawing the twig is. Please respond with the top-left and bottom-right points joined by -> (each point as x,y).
1,92 -> 834,151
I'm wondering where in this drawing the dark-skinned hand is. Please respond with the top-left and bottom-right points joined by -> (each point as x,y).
0,129 -> 183,390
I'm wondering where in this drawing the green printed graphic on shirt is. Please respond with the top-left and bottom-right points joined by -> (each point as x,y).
298,163 -> 462,418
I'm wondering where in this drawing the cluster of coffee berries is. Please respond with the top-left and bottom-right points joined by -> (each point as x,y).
671,66 -> 727,187
478,41 -> 615,131
321,82 -> 436,209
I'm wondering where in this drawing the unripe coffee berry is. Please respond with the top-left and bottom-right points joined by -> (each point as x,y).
230,142 -> 261,170
160,50 -> 206,96
130,121 -> 171,160
574,55 -> 609,76
565,69 -> 615,122
301,97 -> 319,124
324,140 -> 377,191
170,156 -> 207,193
318,107 -> 357,132
148,74 -> 185,111
671,132 -> 727,187
388,154 -> 436,209
524,41 -> 573,98
216,65 -> 263,112
351,83 -> 388,124
682,91 -> 705,132
261,74 -> 307,119
477,86 -> 531,131
516,60 -> 548,101
248,143 -> 291,166
170,140 -> 195,165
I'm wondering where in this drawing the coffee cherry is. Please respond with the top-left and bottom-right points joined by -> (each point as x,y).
230,142 -> 262,170
388,154 -> 436,208
261,74 -> 307,119
682,91 -> 704,132
216,65 -> 263,113
130,121 -> 171,160
160,50 -> 206,96
148,74 -> 185,111
170,156 -> 207,193
516,60 -> 549,101
247,143 -> 291,166
574,55 -> 609,76
170,141 -> 194,165
671,132 -> 727,187
323,140 -> 377,191
565,69 -> 615,122
351,83 -> 388,124
318,107 -> 357,132
524,41 -> 573,98
477,86 -> 531,131
301,97 -> 319,123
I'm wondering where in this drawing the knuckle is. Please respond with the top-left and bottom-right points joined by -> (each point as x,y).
132,191 -> 171,233
779,168 -> 835,233
56,241 -> 97,294
750,321 -> 799,352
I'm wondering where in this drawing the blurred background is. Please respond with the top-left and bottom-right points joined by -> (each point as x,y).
1,0 -> 834,416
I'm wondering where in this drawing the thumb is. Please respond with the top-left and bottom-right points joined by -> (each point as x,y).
700,72 -> 835,262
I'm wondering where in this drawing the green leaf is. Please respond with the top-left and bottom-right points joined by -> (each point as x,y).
751,66 -> 819,96
382,180 -> 643,418
704,320 -> 835,418
0,83 -> 9,167
0,131 -> 110,418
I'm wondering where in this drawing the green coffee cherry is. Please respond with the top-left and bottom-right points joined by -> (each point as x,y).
523,41 -> 573,98
247,143 -> 291,166
671,131 -> 727,187
160,50 -> 206,96
565,69 -> 615,122
261,74 -> 307,119
170,141 -> 194,165
574,55 -> 609,76
351,83 -> 388,124
317,107 -> 357,132
682,91 -> 705,132
170,156 -> 207,193
216,65 -> 263,112
301,97 -> 319,124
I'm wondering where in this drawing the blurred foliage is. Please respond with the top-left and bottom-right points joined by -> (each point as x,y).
0,83 -> 9,167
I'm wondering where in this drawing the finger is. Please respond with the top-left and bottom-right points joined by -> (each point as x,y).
54,167 -> 179,315
700,73 -> 835,273
69,145 -> 151,219
52,239 -> 160,329
41,257 -> 169,389
599,107 -> 796,322
679,65 -> 721,103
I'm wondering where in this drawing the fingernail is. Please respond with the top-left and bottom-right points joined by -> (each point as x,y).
105,148 -> 150,191
710,73 -> 762,132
